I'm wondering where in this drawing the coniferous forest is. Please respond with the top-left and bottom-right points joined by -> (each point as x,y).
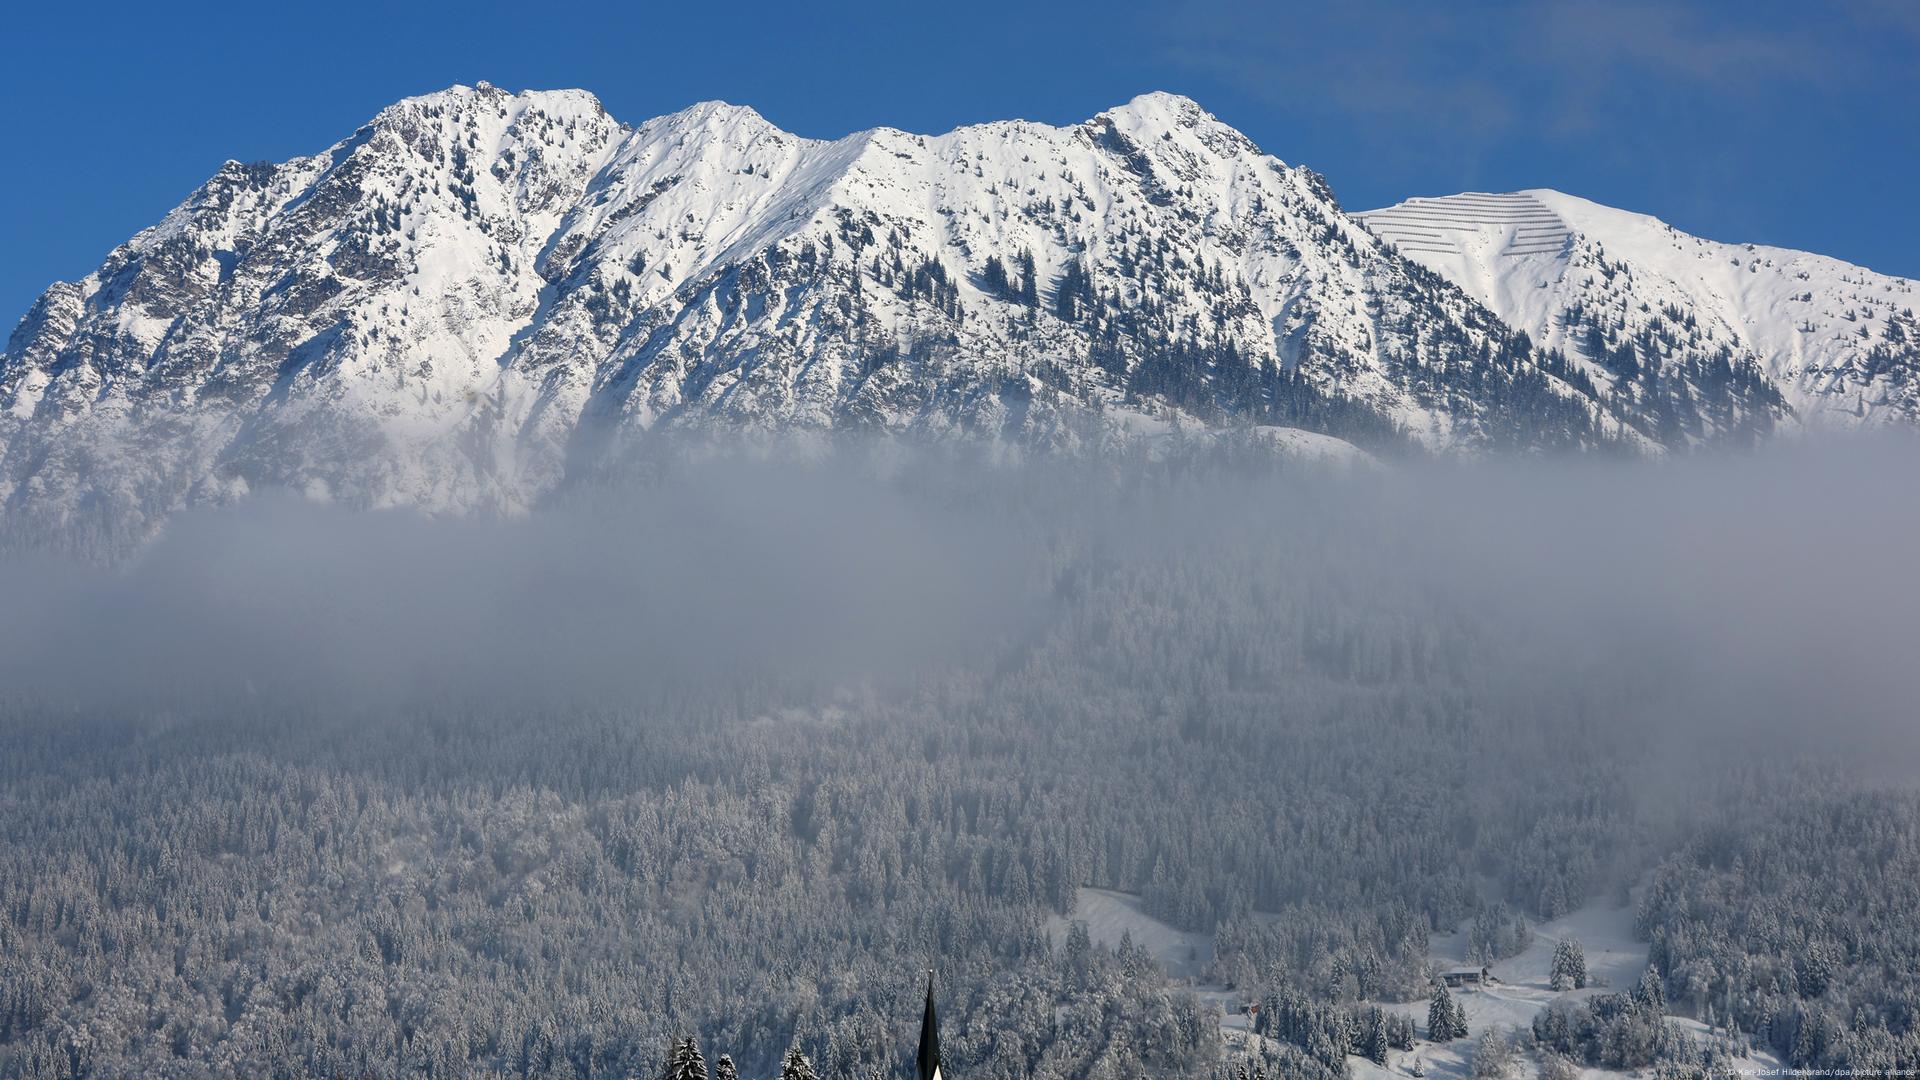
1,447 -> 1917,1079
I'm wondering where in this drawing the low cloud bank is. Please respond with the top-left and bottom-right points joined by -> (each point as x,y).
0,442 -> 1915,771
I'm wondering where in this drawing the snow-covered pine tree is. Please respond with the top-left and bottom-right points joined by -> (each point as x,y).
1359,1006 -> 1389,1064
1427,984 -> 1459,1042
1798,939 -> 1836,998
714,1054 -> 738,1080
1633,967 -> 1666,1012
1063,920 -> 1093,986
1550,939 -> 1588,991
661,1036 -> 707,1080
778,1047 -> 819,1080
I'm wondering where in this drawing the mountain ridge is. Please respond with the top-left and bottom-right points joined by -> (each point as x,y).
2,84 -> 1906,546
1357,189 -> 1920,431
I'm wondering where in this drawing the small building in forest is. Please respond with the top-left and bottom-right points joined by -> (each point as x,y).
1438,966 -> 1492,988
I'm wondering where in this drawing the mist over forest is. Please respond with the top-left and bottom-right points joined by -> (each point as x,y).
2,443 -> 1918,1078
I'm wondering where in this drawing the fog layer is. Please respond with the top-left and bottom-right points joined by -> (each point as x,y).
0,443 -> 1914,764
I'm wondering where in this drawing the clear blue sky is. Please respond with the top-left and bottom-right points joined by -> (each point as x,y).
4,0 -> 1915,322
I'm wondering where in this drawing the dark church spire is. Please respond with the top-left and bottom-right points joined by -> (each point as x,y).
917,970 -> 942,1080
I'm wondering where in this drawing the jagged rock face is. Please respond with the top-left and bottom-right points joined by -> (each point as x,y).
3,85 -> 625,539
1358,190 -> 1920,439
1,85 -> 1765,542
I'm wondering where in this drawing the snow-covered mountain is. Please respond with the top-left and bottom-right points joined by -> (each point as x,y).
1356,190 -> 1920,435
5,84 -> 1893,545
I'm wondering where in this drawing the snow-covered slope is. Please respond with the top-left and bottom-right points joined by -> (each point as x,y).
0,87 -> 1707,544
1358,190 -> 1920,434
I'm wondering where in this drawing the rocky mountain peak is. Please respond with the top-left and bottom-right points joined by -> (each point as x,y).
9,87 -> 1903,550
